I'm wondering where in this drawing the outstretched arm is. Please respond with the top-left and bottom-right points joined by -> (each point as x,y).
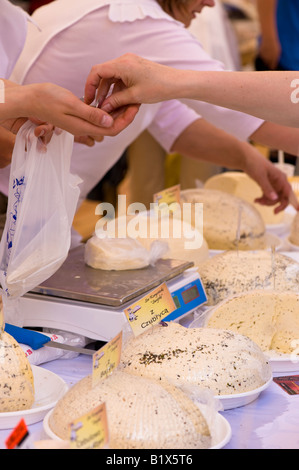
84,53 -> 299,128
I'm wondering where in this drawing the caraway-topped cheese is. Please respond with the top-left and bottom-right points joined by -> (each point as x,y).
121,322 -> 271,396
49,370 -> 211,449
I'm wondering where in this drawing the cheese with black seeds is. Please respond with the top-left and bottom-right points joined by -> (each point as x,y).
121,322 -> 272,396
197,251 -> 299,305
49,370 -> 211,449
179,188 -> 266,250
0,331 -> 35,412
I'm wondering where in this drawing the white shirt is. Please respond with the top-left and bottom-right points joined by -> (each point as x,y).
0,0 -> 29,78
10,0 -> 264,205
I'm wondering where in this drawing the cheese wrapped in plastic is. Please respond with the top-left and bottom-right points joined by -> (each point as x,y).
84,236 -> 168,271
49,369 -> 212,449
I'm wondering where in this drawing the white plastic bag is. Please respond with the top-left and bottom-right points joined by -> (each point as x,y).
0,121 -> 81,300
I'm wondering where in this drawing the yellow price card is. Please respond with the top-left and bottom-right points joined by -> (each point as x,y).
153,184 -> 181,207
69,403 -> 109,449
92,331 -> 122,388
124,282 -> 176,337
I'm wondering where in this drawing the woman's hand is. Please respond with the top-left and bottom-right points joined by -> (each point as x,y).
1,79 -> 139,139
244,153 -> 299,213
84,53 -> 177,112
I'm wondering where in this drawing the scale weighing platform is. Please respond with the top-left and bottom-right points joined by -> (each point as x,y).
18,245 -> 207,342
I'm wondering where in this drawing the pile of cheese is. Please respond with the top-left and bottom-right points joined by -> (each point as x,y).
0,313 -> 35,412
0,297 -> 35,413
205,291 -> 299,356
289,212 -> 299,247
49,369 -> 211,449
197,251 -> 299,305
179,188 -> 266,250
121,322 -> 272,396
204,171 -> 284,225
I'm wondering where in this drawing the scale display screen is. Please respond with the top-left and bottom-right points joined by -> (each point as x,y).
164,278 -> 207,322
181,285 -> 200,304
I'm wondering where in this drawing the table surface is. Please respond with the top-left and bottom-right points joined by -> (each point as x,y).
0,354 -> 298,450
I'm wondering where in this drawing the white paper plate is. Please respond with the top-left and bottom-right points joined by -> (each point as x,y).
43,409 -> 232,450
284,237 -> 299,252
217,377 -> 272,411
0,365 -> 68,430
280,251 -> 299,262
209,232 -> 282,256
266,211 -> 295,236
267,353 -> 299,373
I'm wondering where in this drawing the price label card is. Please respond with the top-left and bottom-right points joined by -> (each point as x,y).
124,282 -> 176,336
273,375 -> 299,395
153,184 -> 181,207
5,418 -> 29,449
69,403 -> 109,449
92,331 -> 122,388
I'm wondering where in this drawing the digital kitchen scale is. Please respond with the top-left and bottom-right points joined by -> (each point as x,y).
18,245 -> 207,342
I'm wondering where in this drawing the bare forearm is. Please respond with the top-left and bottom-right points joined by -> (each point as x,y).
171,118 -> 251,172
256,0 -> 278,38
171,118 -> 296,212
175,70 -> 299,128
251,122 -> 299,156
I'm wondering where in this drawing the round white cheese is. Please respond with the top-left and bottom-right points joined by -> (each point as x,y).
49,370 -> 211,449
197,250 -> 299,305
0,331 -> 35,412
204,172 -> 284,225
206,290 -> 299,355
84,236 -> 153,271
121,322 -> 272,396
179,188 -> 266,250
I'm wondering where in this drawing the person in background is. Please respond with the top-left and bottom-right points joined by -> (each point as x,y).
255,0 -> 299,71
255,0 -> 299,171
10,0 -> 299,221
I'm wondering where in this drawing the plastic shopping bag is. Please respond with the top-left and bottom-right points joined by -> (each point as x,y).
0,121 -> 81,301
